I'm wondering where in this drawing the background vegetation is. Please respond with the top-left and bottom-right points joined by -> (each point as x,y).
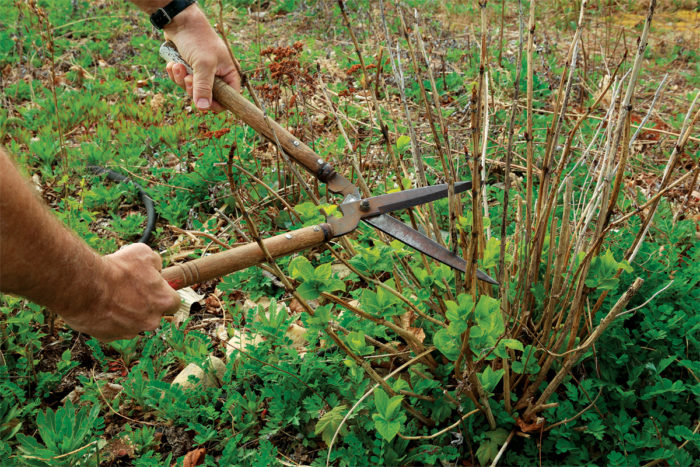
0,0 -> 698,465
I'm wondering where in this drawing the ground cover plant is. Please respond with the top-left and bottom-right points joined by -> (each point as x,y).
0,0 -> 698,465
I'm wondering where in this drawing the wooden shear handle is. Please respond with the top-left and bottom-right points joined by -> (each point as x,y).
160,41 -> 351,193
162,223 -> 332,290
210,79 -> 332,180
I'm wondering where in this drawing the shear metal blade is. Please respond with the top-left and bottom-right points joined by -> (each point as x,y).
361,181 -> 471,217
361,214 -> 499,285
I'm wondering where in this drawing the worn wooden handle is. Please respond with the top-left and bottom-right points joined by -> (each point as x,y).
212,78 -> 334,181
162,224 -> 332,290
160,41 -> 342,187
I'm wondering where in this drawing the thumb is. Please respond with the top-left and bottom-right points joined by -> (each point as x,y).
192,58 -> 216,110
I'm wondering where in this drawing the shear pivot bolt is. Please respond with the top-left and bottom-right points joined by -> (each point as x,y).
293,140 -> 300,147
360,199 -> 370,211
285,234 -> 293,239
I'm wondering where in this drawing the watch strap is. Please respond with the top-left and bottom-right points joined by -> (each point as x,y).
150,0 -> 197,30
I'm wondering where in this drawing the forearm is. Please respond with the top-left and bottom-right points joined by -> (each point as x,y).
0,150 -> 107,317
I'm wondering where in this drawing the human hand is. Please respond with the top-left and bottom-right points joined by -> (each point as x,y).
59,244 -> 181,342
163,5 -> 241,112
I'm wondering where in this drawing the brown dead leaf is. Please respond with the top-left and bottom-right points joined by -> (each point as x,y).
150,93 -> 164,112
205,295 -> 221,312
516,416 -> 545,433
53,73 -> 67,86
407,327 -> 426,343
69,64 -> 94,82
106,437 -> 134,461
164,152 -> 180,168
182,447 -> 206,467
289,298 -> 305,315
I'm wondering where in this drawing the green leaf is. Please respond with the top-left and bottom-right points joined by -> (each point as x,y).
445,294 -> 475,323
373,388 -> 390,415
412,266 -> 432,286
640,378 -> 686,400
481,237 -> 500,269
434,328 -> 461,361
511,345 -> 541,374
289,257 -> 345,299
476,428 -> 509,466
361,286 -> 400,316
396,134 -> 411,153
385,394 -> 403,419
585,250 -> 633,290
349,244 -> 395,273
307,304 -> 332,327
373,414 -> 402,442
314,405 -> 347,445
470,295 -> 505,354
315,262 -> 333,281
372,389 -> 405,441
289,256 -> 315,279
294,201 -> 339,226
346,331 -> 372,355
297,282 -> 321,300
447,319 -> 468,336
493,338 -> 524,359
478,366 -> 505,394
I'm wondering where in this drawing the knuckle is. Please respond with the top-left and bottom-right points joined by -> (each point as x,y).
144,318 -> 160,332
194,56 -> 216,70
169,294 -> 182,312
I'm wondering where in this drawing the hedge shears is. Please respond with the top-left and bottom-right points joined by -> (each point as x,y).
159,42 -> 497,289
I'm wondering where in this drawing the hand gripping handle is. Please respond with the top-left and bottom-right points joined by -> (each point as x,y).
159,41 -> 336,184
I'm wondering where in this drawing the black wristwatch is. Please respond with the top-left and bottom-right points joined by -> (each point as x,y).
150,0 -> 197,30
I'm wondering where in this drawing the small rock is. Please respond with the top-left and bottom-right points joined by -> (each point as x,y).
256,297 -> 271,311
226,330 -> 264,360
172,356 -> 225,389
102,383 -> 124,400
215,325 -> 228,342
241,298 -> 258,313
31,174 -> 42,193
286,324 -> 308,354
249,10 -> 268,22
62,386 -> 85,405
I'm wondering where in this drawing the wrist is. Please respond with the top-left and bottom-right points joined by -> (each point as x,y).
54,250 -> 113,323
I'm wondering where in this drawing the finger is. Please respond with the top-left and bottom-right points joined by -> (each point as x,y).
116,242 -> 146,257
142,314 -> 163,332
150,251 -> 163,271
220,69 -> 242,93
184,75 -> 194,99
166,289 -> 182,315
191,57 -> 216,110
173,63 -> 188,89
166,62 -> 174,81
